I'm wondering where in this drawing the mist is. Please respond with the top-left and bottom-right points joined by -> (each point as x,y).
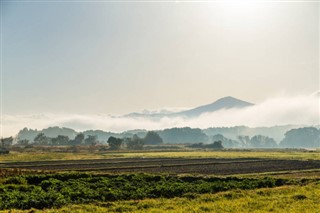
2,94 -> 319,137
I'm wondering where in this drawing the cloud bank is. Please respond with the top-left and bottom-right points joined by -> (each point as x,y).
2,94 -> 319,137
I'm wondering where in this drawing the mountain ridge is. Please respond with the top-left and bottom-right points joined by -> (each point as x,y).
124,96 -> 254,119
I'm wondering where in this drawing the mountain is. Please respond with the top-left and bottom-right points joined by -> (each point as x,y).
172,96 -> 254,118
124,96 -> 254,119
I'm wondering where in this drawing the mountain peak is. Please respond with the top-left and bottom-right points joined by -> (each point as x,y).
174,96 -> 254,117
214,96 -> 242,102
212,96 -> 252,105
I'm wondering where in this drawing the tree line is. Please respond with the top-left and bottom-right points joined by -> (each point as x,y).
8,126 -> 320,149
14,131 -> 164,150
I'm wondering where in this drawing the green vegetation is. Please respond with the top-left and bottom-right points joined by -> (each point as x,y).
188,141 -> 224,149
1,177 -> 319,212
143,131 -> 163,145
0,172 -> 305,210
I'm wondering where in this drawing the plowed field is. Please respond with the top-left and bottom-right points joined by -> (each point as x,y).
1,158 -> 320,175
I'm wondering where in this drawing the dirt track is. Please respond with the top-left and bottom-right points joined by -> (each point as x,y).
1,158 -> 320,175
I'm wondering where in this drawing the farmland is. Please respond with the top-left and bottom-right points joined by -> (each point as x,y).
1,157 -> 320,175
1,149 -> 320,162
0,150 -> 319,212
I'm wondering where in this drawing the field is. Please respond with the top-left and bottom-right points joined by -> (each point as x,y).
0,149 -> 319,212
1,149 -> 320,162
1,157 -> 320,176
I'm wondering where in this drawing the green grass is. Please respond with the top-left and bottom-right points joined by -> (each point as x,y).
4,183 -> 320,213
1,150 -> 320,162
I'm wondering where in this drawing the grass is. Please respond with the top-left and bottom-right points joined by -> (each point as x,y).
3,182 -> 320,213
1,149 -> 320,162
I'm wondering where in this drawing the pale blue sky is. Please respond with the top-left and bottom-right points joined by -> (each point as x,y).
2,1 -> 319,115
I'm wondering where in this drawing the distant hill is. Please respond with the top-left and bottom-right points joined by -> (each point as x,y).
124,96 -> 254,119
17,127 -> 77,142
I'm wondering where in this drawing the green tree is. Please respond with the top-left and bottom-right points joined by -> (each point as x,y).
209,141 -> 224,149
237,135 -> 250,147
34,133 -> 50,145
212,134 -> 241,148
74,133 -> 85,145
1,137 -> 13,147
84,135 -> 98,146
107,136 -> 123,150
249,135 -> 277,148
52,135 -> 70,146
280,127 -> 320,148
126,134 -> 144,150
158,127 -> 208,144
17,139 -> 29,146
143,131 -> 163,145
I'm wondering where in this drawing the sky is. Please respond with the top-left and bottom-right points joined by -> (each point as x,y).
0,1 -> 319,136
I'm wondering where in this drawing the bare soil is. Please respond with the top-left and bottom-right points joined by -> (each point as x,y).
1,157 -> 320,175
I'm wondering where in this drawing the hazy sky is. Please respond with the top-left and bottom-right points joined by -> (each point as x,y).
1,1 -> 319,116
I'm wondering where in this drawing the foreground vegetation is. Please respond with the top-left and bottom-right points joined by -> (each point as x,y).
0,172 -> 312,210
1,178 -> 320,212
0,150 -> 319,212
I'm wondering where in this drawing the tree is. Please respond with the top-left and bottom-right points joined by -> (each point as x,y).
143,131 -> 163,145
126,134 -> 144,150
237,135 -> 250,147
52,135 -> 70,146
107,136 -> 123,150
34,133 -> 50,145
212,134 -> 241,148
188,141 -> 224,149
208,141 -> 224,149
158,127 -> 209,144
85,135 -> 98,146
280,127 -> 320,148
248,135 -> 277,148
1,137 -> 13,147
74,133 -> 85,145
17,139 -> 29,146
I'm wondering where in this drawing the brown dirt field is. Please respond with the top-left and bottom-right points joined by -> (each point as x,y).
1,158 -> 320,175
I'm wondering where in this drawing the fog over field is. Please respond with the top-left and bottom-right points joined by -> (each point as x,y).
3,93 -> 318,137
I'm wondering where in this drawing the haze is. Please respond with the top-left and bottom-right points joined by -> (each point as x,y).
1,1 -> 319,137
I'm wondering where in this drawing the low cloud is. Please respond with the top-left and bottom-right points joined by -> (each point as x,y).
2,94 -> 319,137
